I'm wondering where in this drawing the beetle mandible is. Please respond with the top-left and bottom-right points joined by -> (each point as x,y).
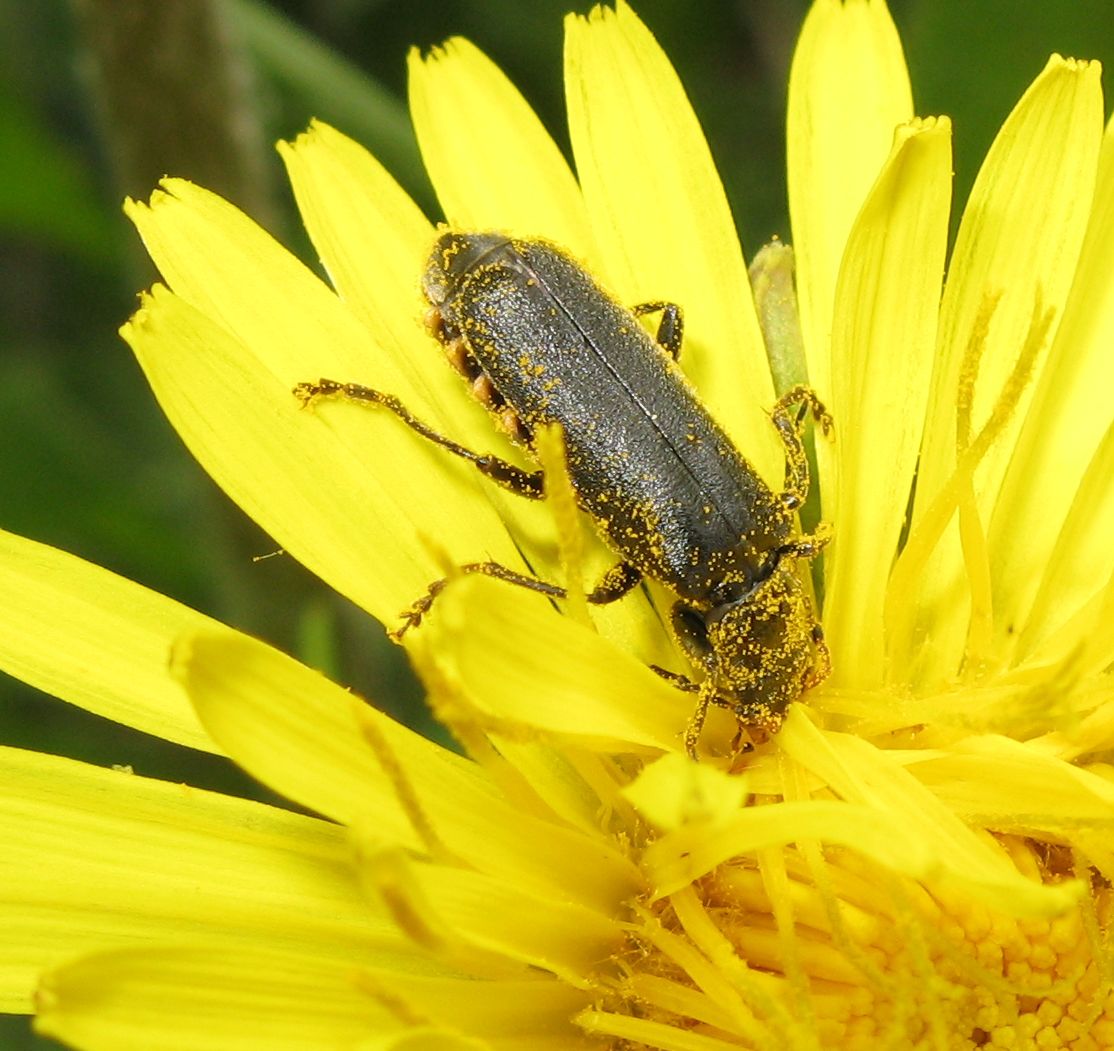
296,232 -> 833,756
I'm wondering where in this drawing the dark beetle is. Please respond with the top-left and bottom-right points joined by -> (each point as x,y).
296,232 -> 832,756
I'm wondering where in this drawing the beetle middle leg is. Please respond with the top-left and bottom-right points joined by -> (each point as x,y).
394,558 -> 642,639
294,379 -> 544,499
633,301 -> 684,360
769,384 -> 833,511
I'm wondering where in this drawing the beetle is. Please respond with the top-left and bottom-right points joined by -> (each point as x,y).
296,232 -> 832,756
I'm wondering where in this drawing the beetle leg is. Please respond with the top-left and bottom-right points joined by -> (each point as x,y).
394,558 -> 645,641
650,665 -> 700,691
586,561 -> 643,604
805,622 -> 832,687
633,301 -> 684,360
727,724 -> 759,757
769,384 -> 832,510
682,678 -> 719,758
294,379 -> 544,499
777,520 -> 833,561
392,561 -> 568,640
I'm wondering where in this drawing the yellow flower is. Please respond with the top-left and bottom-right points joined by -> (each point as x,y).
2,2 -> 1112,1049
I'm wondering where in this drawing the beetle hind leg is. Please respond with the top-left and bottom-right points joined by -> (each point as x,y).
391,561 -> 568,641
294,379 -> 544,499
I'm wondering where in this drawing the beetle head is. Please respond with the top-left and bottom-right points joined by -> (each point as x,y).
673,562 -> 824,730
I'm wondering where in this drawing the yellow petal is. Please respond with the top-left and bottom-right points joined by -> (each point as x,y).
905,56 -> 1105,685
787,0 -> 913,403
280,121 -> 531,461
0,747 -> 384,1012
1009,571 -> 1114,694
777,712 -> 1083,918
123,284 -> 524,626
989,104 -> 1114,656
0,528 -> 214,750
357,1032 -> 492,1051
563,1 -> 777,479
402,862 -> 620,983
129,178 -> 575,617
412,573 -> 685,753
909,735 -> 1114,843
1016,420 -> 1114,661
359,970 -> 588,1049
173,628 -> 641,913
408,38 -> 594,256
127,179 -> 395,385
170,628 -> 419,836
623,753 -> 750,833
642,798 -> 935,900
36,946 -> 392,1051
820,118 -> 952,688
277,122 -> 437,395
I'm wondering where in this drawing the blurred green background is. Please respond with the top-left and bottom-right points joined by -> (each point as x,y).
0,1 -> 1110,1045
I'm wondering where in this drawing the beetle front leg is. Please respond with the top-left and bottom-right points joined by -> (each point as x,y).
649,663 -> 715,759
295,379 -> 544,499
650,665 -> 699,691
681,678 -> 720,758
769,384 -> 833,511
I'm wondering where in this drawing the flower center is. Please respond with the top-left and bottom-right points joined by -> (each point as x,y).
580,839 -> 1113,1050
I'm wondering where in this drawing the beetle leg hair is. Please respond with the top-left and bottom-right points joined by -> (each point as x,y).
806,622 -> 832,687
